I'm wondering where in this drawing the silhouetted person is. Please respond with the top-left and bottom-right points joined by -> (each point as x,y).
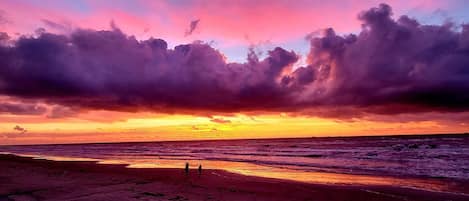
198,164 -> 202,175
185,162 -> 189,175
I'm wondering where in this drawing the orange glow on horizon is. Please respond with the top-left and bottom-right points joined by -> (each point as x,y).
1,111 -> 468,145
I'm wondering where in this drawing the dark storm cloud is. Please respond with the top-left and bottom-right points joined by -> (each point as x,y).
304,3 -> 469,114
0,4 -> 469,117
0,29 -> 298,113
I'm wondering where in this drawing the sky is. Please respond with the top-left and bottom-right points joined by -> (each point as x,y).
1,0 -> 469,145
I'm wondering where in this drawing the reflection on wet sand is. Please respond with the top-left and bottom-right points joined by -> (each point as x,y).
116,158 -> 448,193
4,152 -> 455,194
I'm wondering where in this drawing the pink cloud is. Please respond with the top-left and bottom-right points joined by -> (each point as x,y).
0,0 -> 458,49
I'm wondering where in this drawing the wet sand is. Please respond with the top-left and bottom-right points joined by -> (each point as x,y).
0,154 -> 467,201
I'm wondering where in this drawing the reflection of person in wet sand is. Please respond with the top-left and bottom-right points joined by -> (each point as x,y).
185,162 -> 189,175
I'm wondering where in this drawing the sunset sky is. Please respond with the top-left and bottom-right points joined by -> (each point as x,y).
1,0 -> 469,145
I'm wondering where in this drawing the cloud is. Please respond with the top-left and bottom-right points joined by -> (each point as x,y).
0,29 -> 298,113
210,117 -> 231,124
303,3 -> 469,114
185,19 -> 200,36
41,19 -> 72,32
0,102 -> 47,115
0,4 -> 468,120
46,106 -> 78,119
191,125 -> 219,132
0,32 -> 9,41
0,10 -> 8,25
13,125 -> 27,133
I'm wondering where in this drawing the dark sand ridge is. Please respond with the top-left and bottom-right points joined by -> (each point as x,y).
0,154 -> 468,201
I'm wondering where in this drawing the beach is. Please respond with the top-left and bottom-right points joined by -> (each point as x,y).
1,154 -> 467,201
2,1 -> 469,200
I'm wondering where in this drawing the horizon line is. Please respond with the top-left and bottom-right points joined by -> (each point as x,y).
2,132 -> 468,146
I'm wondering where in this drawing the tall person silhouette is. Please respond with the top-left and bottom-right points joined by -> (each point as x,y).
185,162 -> 189,175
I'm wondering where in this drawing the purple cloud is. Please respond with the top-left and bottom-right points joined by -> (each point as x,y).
185,19 -> 200,36
46,106 -> 78,119
0,102 -> 47,115
0,4 -> 468,119
41,19 -> 72,32
303,4 -> 469,114
0,29 -> 298,113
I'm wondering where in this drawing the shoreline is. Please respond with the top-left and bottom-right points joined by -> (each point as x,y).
2,152 -> 468,195
1,154 -> 468,201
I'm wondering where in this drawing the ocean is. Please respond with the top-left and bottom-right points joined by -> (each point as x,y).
2,134 -> 469,194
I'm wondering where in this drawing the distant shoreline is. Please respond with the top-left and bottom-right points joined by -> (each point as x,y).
1,154 -> 468,201
2,132 -> 468,147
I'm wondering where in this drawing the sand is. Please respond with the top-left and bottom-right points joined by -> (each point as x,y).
0,154 -> 467,201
